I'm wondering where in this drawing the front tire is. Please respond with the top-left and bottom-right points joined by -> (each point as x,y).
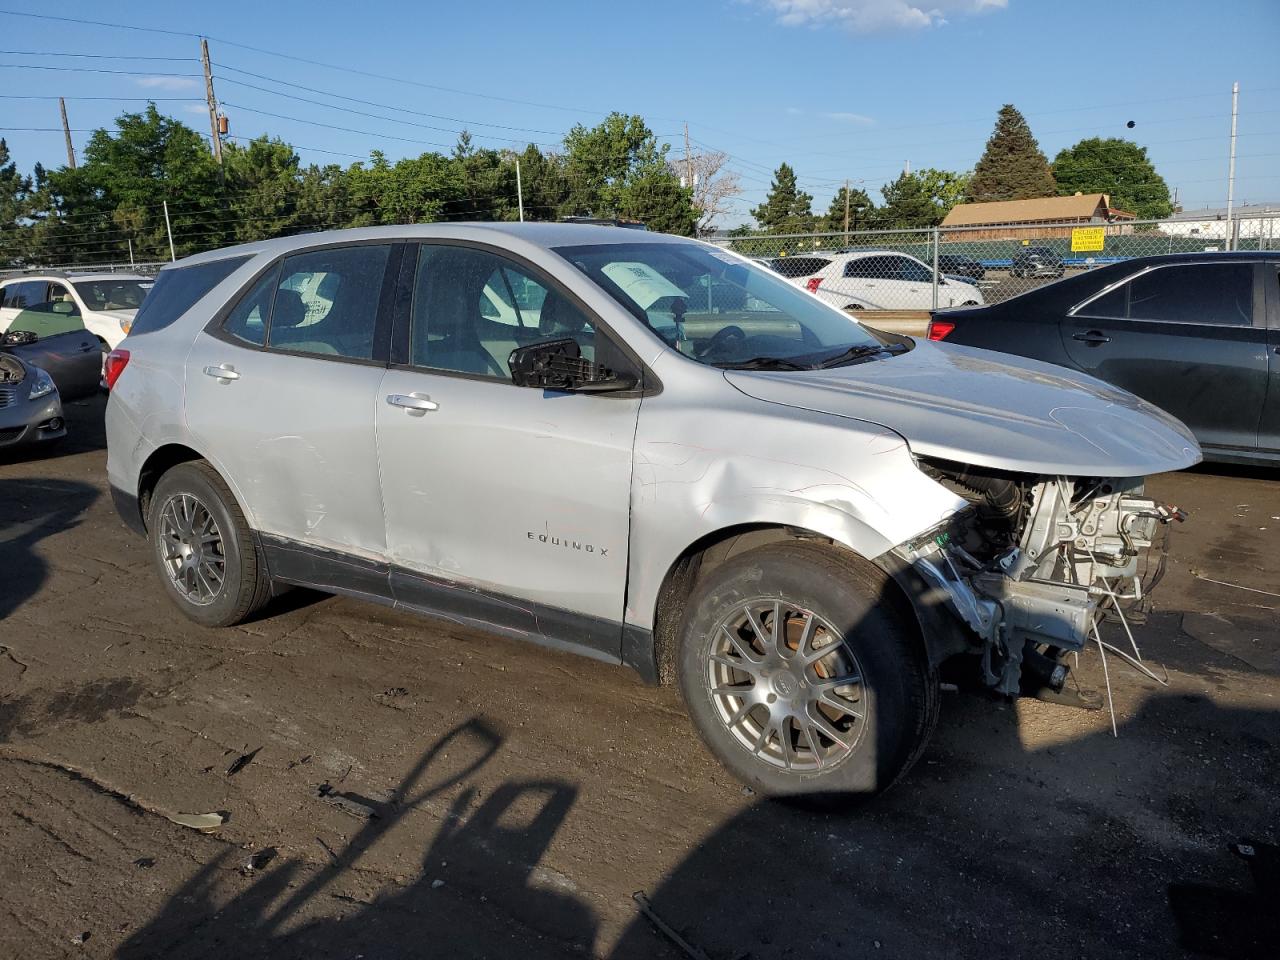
677,542 -> 937,799
148,461 -> 271,627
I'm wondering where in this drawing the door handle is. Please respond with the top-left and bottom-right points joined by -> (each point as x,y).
203,364 -> 241,381
386,393 -> 439,413
1072,330 -> 1111,345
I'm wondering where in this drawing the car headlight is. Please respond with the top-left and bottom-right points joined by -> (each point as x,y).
28,367 -> 56,401
119,317 -> 132,334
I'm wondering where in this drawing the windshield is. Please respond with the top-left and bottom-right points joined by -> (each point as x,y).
73,279 -> 152,311
554,241 -> 892,369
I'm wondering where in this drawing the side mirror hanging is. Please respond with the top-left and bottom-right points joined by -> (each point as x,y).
508,338 -> 635,393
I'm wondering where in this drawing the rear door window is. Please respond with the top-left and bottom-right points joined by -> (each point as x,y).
265,245 -> 391,360
770,257 -> 830,279
222,265 -> 280,346
1080,262 -> 1254,326
2,281 -> 44,310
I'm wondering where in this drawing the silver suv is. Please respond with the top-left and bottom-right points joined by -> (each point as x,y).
105,224 -> 1200,798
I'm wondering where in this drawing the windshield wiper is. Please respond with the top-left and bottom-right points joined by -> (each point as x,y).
713,355 -> 811,371
815,343 -> 904,368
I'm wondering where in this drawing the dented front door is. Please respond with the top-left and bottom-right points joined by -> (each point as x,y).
375,370 -> 639,647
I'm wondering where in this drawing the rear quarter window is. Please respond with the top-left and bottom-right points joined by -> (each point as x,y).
128,256 -> 251,337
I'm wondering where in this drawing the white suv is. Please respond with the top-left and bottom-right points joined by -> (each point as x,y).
771,251 -> 984,311
0,273 -> 153,348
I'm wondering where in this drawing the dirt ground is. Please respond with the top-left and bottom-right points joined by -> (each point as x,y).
1,396 -> 1276,960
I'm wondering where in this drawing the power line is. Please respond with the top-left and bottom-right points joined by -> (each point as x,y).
214,76 -> 559,148
0,9 -> 609,117
0,62 -> 201,78
212,63 -> 564,137
0,49 -> 195,61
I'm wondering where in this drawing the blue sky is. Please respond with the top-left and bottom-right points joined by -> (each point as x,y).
1,0 -> 1277,227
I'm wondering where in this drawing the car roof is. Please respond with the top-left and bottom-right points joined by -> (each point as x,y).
0,272 -> 151,284
171,222 -> 691,269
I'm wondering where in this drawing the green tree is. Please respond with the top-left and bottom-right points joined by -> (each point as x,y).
346,149 -> 462,225
968,105 -> 1056,202
751,162 -> 814,234
1051,137 -> 1173,220
561,113 -> 695,234
224,136 -> 305,241
916,168 -> 970,218
70,104 -> 223,258
511,144 -> 568,221
0,139 -> 34,266
450,135 -> 519,221
820,183 -> 875,234
879,171 -> 939,228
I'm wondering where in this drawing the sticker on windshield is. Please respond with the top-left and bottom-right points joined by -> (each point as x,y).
601,262 -> 687,310
704,248 -> 742,266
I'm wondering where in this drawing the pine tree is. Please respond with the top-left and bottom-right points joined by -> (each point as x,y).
0,139 -> 33,265
878,172 -> 937,228
751,162 -> 814,234
968,105 -> 1056,202
820,184 -> 875,233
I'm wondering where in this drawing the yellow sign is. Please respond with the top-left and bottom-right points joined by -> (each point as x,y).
1071,227 -> 1106,252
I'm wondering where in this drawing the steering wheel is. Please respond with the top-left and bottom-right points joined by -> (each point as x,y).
696,324 -> 746,359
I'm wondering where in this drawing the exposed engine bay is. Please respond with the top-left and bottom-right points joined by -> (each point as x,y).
903,457 -> 1185,696
0,354 -> 25,384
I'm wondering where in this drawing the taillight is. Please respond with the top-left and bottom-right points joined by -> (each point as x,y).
104,349 -> 130,389
806,277 -> 822,293
927,320 -> 955,341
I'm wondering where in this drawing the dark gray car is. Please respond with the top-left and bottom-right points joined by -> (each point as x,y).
0,352 -> 65,451
929,252 -> 1280,465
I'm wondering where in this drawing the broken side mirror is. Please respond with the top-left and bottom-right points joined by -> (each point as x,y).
508,338 -> 636,393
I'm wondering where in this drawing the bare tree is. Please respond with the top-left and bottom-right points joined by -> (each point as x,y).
673,150 -> 742,236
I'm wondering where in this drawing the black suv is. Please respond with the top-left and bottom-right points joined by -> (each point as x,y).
1010,246 -> 1065,279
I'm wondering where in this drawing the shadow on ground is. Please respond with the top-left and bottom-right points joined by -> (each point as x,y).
118,719 -> 597,959
112,697 -> 1277,958
0,477 -> 99,622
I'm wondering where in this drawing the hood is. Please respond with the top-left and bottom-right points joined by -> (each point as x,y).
724,340 -> 1201,477
99,308 -> 139,320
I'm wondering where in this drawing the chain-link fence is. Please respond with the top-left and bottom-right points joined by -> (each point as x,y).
712,213 -> 1277,312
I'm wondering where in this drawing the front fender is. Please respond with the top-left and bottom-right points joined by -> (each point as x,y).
624,393 -> 966,631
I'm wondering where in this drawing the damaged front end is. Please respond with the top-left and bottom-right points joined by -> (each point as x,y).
898,458 -> 1185,697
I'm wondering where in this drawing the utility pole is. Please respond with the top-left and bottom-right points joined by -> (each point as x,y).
58,97 -> 76,168
684,122 -> 694,191
1225,81 -> 1238,250
515,157 -> 524,222
843,178 -> 851,243
201,38 -> 223,168
162,200 -> 176,262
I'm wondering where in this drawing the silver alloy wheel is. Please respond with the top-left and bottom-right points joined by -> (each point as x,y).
157,492 -> 226,606
705,600 -> 866,772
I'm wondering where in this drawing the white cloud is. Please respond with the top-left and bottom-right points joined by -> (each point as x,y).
181,104 -> 209,115
824,111 -> 875,125
760,0 -> 1007,32
135,75 -> 200,91
785,106 -> 804,115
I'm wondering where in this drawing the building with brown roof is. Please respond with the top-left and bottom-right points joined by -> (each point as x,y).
941,193 -> 1136,240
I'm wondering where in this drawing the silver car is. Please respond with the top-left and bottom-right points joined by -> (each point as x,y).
105,224 -> 1200,798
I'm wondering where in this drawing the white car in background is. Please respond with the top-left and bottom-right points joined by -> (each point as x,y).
0,273 -> 153,349
770,251 -> 984,311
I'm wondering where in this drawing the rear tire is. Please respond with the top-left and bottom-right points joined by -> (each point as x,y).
147,461 -> 271,627
676,541 -> 938,799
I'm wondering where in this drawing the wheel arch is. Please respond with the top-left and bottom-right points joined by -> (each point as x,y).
135,443 -> 211,531
643,523 -> 940,687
